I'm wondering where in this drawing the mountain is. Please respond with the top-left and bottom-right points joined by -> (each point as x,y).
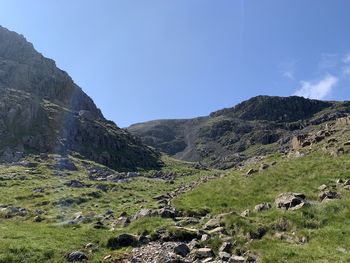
0,26 -> 161,170
128,95 -> 350,168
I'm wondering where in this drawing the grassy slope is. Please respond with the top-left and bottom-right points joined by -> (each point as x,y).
173,151 -> 350,262
0,155 -> 215,262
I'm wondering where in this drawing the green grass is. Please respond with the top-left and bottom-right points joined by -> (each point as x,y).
0,154 -> 216,262
173,151 -> 350,262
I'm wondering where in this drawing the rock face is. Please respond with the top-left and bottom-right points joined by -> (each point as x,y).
128,96 -> 350,169
0,26 -> 161,170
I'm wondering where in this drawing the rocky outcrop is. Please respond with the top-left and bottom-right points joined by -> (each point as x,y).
0,26 -> 161,170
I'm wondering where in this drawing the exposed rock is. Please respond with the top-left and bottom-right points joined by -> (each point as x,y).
275,192 -> 307,210
319,191 -> 341,202
245,169 -> 257,176
318,184 -> 328,191
54,158 -> 77,171
219,242 -> 232,253
0,26 -> 161,170
254,202 -> 271,212
259,163 -> 269,172
204,218 -> 222,230
158,206 -> 176,219
219,251 -> 231,261
195,248 -> 214,259
240,209 -> 250,217
247,227 -> 266,240
174,243 -> 190,257
65,251 -> 88,262
64,180 -> 85,188
133,208 -> 154,221
228,255 -> 246,263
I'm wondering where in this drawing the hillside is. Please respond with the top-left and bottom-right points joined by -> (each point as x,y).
128,96 -> 350,169
0,105 -> 349,262
0,26 -> 161,170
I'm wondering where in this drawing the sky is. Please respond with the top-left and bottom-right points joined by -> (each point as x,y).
1,1 -> 350,127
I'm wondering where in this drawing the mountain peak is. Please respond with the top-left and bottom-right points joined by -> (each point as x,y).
210,95 -> 332,122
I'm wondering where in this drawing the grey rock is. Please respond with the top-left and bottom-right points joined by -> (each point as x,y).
65,251 -> 88,262
174,243 -> 190,257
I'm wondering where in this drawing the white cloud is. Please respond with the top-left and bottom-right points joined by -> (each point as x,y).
280,59 -> 297,80
293,75 -> 338,100
282,70 -> 294,80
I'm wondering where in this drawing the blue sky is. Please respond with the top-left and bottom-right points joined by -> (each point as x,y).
1,1 -> 350,127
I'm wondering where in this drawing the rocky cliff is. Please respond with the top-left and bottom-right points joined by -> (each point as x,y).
0,26 -> 161,170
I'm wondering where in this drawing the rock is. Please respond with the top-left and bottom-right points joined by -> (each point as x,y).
219,251 -> 231,261
343,179 -> 350,186
208,226 -> 225,235
158,206 -> 176,219
247,227 -> 266,240
228,255 -> 246,263
219,242 -> 232,253
65,251 -> 88,262
319,190 -> 341,202
254,202 -> 271,212
133,208 -> 154,220
245,169 -> 257,176
64,180 -> 85,188
204,218 -> 221,230
188,239 -> 201,250
174,243 -> 190,257
54,158 -> 77,171
259,163 -> 269,172
195,248 -> 214,259
275,192 -> 307,210
171,227 -> 200,242
106,233 -> 138,249
240,209 -> 250,217
201,234 -> 210,242
318,184 -> 327,191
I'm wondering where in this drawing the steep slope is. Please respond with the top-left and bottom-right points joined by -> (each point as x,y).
128,96 -> 350,168
0,26 -> 161,170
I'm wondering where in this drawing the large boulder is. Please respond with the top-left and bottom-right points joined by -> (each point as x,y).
275,193 -> 307,210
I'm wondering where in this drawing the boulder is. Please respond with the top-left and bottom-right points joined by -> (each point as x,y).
319,191 -> 341,202
65,251 -> 88,262
174,243 -> 190,257
275,192 -> 307,210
